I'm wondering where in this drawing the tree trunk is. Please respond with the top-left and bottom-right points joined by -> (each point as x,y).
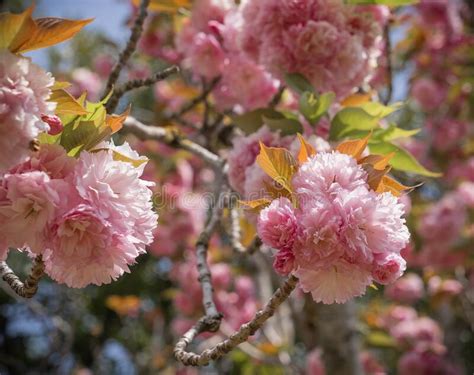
317,302 -> 363,375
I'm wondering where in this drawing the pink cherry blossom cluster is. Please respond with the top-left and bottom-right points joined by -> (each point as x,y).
0,142 -> 157,288
0,50 -> 56,171
175,0 -> 279,111
257,151 -> 410,304
378,305 -> 461,375
239,0 -> 386,98
414,191 -> 469,269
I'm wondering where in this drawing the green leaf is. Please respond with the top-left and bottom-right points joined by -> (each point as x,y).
369,141 -> 441,177
330,102 -> 402,141
330,108 -> 379,140
262,116 -> 303,136
284,73 -> 314,95
231,108 -> 302,135
344,0 -> 418,5
373,125 -> 420,142
299,91 -> 335,124
231,108 -> 281,135
366,331 -> 396,348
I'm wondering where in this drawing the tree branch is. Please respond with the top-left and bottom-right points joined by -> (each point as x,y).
121,117 -> 223,167
167,77 -> 220,121
383,22 -> 393,105
0,256 -> 45,298
107,66 -> 180,112
195,187 -> 227,327
174,275 -> 298,366
104,0 -> 150,109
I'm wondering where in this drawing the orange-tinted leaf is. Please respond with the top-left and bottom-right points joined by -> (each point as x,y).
0,6 -> 33,49
256,142 -> 297,194
15,16 -> 93,53
263,180 -> 292,200
364,164 -> 391,192
105,295 -> 141,316
336,133 -> 371,161
106,106 -> 131,134
376,176 -> 410,197
239,198 -> 272,211
133,0 -> 192,13
359,153 -> 395,170
1,5 -> 92,53
341,92 -> 372,107
297,133 -> 316,164
50,88 -> 88,115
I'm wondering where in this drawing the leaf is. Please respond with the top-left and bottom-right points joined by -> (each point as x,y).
0,6 -> 93,53
57,95 -> 121,156
336,133 -> 371,160
364,164 -> 391,191
360,102 -> 402,118
359,153 -> 395,170
231,108 -> 282,135
330,102 -> 401,140
0,6 -> 33,49
92,148 -> 148,168
297,133 -> 316,164
105,106 -> 131,134
256,142 -> 298,194
52,81 -> 72,90
284,73 -> 314,95
133,0 -> 192,13
341,92 -> 372,107
374,125 -> 420,141
344,0 -> 418,5
376,176 -> 411,197
299,91 -> 335,124
262,116 -> 303,136
368,141 -> 442,177
231,108 -> 302,135
14,17 -> 93,53
366,331 -> 396,348
239,198 -> 272,212
50,88 -> 88,115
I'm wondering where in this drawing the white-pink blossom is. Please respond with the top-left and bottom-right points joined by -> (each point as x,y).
0,50 -> 55,171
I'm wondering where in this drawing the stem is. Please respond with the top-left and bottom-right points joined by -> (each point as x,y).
104,0 -> 150,110
167,77 -> 220,121
0,256 -> 45,298
384,22 -> 393,105
122,117 -> 223,167
174,275 -> 298,366
108,66 -> 180,111
196,187 -> 227,324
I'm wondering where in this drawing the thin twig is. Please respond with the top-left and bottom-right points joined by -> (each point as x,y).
384,23 -> 393,105
0,256 -> 45,298
108,66 -> 180,112
196,187 -> 227,327
174,275 -> 298,366
104,0 -> 150,109
122,117 -> 223,167
167,77 -> 220,121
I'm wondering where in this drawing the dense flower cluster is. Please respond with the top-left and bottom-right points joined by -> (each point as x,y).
257,151 -> 410,303
175,0 -> 278,111
0,142 -> 157,287
0,50 -> 55,171
238,0 -> 385,97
